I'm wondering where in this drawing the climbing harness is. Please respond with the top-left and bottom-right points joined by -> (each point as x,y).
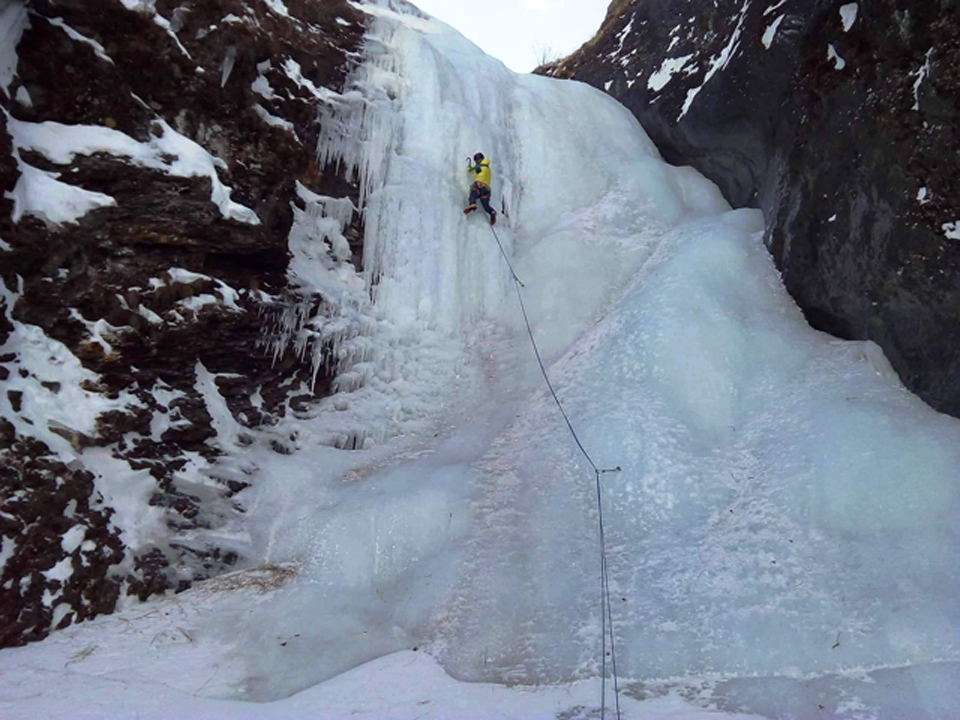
488,224 -> 622,720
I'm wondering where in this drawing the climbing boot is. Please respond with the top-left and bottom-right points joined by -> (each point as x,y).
489,210 -> 497,226
463,204 -> 477,215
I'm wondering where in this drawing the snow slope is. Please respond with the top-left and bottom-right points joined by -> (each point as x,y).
1,1 -> 958,718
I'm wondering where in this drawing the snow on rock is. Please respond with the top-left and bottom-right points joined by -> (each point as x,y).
0,279 -> 141,458
679,0 -> 751,119
282,58 -> 339,105
6,115 -> 260,225
0,0 -> 367,649
147,120 -> 260,225
148,381 -> 191,441
195,361 -> 246,448
253,103 -> 298,136
763,0 -> 788,15
45,16 -> 114,65
67,309 -> 126,355
944,221 -> 960,240
6,159 -> 116,226
252,60 -> 280,100
160,268 -> 243,312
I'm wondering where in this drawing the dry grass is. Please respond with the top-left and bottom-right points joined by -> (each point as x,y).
196,563 -> 300,596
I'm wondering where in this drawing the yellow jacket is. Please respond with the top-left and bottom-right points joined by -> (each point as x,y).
468,159 -> 492,187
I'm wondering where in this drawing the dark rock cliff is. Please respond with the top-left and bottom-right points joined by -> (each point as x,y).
541,0 -> 960,416
0,0 -> 365,647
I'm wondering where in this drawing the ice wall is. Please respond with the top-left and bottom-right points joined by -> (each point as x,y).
289,1 -> 960,710
296,0 -> 729,453
433,210 -> 960,693
315,2 -> 726,338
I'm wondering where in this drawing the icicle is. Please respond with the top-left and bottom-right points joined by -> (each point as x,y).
220,45 -> 237,88
316,19 -> 405,210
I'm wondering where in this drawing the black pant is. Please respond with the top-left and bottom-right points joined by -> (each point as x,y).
469,183 -> 495,215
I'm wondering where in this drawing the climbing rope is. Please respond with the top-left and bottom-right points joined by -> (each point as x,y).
487,222 -> 526,288
489,224 -> 622,720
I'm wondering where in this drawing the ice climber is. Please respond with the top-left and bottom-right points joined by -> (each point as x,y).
464,152 -> 497,226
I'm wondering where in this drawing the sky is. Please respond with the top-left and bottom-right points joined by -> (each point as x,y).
408,0 -> 612,73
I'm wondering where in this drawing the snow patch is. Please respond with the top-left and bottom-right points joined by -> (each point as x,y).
195,361 -> 245,448
68,309 -> 126,355
647,53 -> 694,92
263,0 -> 290,18
917,187 -> 929,205
911,49 -> 933,111
61,526 -> 86,554
163,268 -> 242,310
0,536 -> 16,573
6,161 -> 116,226
252,63 -> 279,100
282,58 -> 339,104
14,84 -> 30,106
827,44 -> 847,70
116,293 -> 164,325
0,237 -> 11,251
149,381 -> 190,441
82,448 -> 164,551
253,103 -> 297,136
152,12 -> 192,58
0,0 -> 29,98
943,221 -> 960,240
50,603 -> 72,629
118,0 -> 153,10
840,3 -> 858,32
762,15 -> 785,49
43,557 -> 74,584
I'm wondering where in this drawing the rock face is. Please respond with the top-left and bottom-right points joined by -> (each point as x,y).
541,0 -> 960,416
0,0 -> 365,647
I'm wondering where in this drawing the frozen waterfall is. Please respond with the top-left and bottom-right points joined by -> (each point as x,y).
2,1 -> 957,718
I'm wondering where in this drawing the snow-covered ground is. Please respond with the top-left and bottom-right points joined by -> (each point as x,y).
2,0 -> 958,718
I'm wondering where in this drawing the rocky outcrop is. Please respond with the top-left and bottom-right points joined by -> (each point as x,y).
0,0 -> 365,647
541,0 -> 960,416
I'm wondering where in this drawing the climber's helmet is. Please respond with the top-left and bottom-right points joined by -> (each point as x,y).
473,152 -> 485,163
